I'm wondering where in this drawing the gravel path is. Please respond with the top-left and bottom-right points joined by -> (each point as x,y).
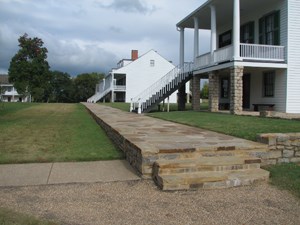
0,180 -> 299,225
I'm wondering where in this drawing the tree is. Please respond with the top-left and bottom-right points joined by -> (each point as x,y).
8,33 -> 51,102
73,73 -> 104,102
200,81 -> 209,99
49,71 -> 75,103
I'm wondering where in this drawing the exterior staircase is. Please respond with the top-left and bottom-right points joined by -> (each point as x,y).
131,63 -> 194,113
153,147 -> 270,191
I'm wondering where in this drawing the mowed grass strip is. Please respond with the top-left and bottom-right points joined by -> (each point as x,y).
264,163 -> 300,198
149,111 -> 300,141
0,103 -> 123,164
0,207 -> 59,225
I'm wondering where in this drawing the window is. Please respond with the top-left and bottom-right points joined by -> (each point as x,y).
150,60 -> 155,67
219,30 -> 232,48
263,71 -> 275,97
259,11 -> 280,45
241,21 -> 255,44
221,78 -> 229,98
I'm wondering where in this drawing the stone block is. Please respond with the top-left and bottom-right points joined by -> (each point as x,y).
290,158 -> 300,163
282,150 -> 294,158
278,158 -> 290,163
265,151 -> 282,159
295,151 -> 300,157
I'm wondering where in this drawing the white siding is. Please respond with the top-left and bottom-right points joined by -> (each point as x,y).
115,50 -> 176,103
249,68 -> 287,112
286,0 -> 300,113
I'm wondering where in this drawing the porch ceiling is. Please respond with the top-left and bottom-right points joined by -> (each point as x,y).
177,0 -> 283,30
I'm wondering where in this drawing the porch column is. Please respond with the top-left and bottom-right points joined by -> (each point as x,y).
194,17 -> 199,60
179,27 -> 185,67
111,74 -> 114,102
210,4 -> 217,60
178,27 -> 186,110
209,71 -> 219,112
230,66 -> 243,114
233,0 -> 241,60
192,75 -> 201,111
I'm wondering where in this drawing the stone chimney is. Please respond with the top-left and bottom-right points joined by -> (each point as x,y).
131,50 -> 138,61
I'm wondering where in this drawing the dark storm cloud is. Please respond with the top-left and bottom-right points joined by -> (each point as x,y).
0,0 -> 207,76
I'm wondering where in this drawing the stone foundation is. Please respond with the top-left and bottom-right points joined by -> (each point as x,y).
230,66 -> 243,114
192,76 -> 201,111
257,133 -> 300,164
209,72 -> 219,112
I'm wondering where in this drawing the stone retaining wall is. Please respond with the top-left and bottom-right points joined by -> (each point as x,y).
86,108 -> 144,176
257,133 -> 300,164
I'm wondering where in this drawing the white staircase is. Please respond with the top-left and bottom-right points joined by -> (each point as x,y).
87,76 -> 113,103
130,63 -> 194,113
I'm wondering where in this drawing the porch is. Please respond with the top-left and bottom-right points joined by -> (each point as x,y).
194,44 -> 285,70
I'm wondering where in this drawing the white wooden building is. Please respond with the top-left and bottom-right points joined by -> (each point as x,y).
88,50 -> 177,104
177,0 -> 300,113
0,75 -> 29,102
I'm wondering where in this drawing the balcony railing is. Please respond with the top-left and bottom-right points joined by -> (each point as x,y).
194,43 -> 285,70
114,85 -> 126,91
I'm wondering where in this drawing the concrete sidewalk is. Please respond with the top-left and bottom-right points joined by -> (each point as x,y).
0,160 -> 140,187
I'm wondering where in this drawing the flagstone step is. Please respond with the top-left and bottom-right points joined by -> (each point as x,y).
153,156 -> 261,175
154,168 -> 270,191
157,148 -> 269,161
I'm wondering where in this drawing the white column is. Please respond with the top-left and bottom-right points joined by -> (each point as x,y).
233,0 -> 241,60
210,4 -> 217,59
111,73 -> 114,102
179,27 -> 185,67
193,17 -> 199,60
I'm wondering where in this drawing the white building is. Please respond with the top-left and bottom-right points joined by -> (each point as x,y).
177,0 -> 300,114
88,50 -> 177,105
0,75 -> 29,102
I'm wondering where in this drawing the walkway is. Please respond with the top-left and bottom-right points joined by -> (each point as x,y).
0,160 -> 140,187
83,103 -> 270,190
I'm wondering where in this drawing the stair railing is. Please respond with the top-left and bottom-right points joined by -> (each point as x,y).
131,62 -> 193,113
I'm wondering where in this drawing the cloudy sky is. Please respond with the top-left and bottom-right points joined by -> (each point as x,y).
0,0 -> 209,76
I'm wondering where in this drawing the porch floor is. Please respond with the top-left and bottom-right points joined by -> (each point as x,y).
83,103 -> 270,191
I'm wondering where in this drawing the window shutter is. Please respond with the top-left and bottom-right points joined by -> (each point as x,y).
274,11 -> 280,45
249,21 -> 255,43
259,18 -> 264,44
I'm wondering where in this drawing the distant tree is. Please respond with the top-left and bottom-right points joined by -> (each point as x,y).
49,71 -> 75,103
8,33 -> 51,102
73,73 -> 104,102
200,81 -> 209,99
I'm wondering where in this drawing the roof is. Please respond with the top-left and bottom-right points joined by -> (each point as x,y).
0,75 -> 9,84
176,0 -> 282,29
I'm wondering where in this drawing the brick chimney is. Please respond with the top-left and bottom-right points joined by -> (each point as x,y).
131,50 -> 138,61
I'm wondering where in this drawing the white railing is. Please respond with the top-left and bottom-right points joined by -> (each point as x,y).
214,45 -> 233,63
194,53 -> 211,70
87,75 -> 113,103
131,62 -> 193,113
114,85 -> 126,91
240,43 -> 285,61
194,43 -> 285,70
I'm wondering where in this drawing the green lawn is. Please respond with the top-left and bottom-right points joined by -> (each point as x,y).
264,163 -> 300,198
101,101 -> 209,112
0,103 -> 123,164
149,111 -> 300,141
0,207 -> 59,225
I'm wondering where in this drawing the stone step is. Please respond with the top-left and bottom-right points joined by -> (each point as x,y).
154,168 -> 270,191
153,156 -> 261,175
158,148 -> 269,161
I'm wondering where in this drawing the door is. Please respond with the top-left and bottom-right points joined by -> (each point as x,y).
243,74 -> 251,109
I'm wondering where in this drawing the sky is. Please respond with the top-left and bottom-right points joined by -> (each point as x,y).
0,0 -> 209,76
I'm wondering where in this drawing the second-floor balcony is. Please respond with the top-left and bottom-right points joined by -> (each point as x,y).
194,43 -> 285,70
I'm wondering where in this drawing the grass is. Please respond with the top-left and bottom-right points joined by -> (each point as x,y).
264,163 -> 300,198
149,111 -> 300,141
0,207 -> 58,225
101,101 -> 209,112
0,103 -> 123,164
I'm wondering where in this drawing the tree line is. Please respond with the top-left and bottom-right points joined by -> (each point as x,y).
8,34 -> 104,103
